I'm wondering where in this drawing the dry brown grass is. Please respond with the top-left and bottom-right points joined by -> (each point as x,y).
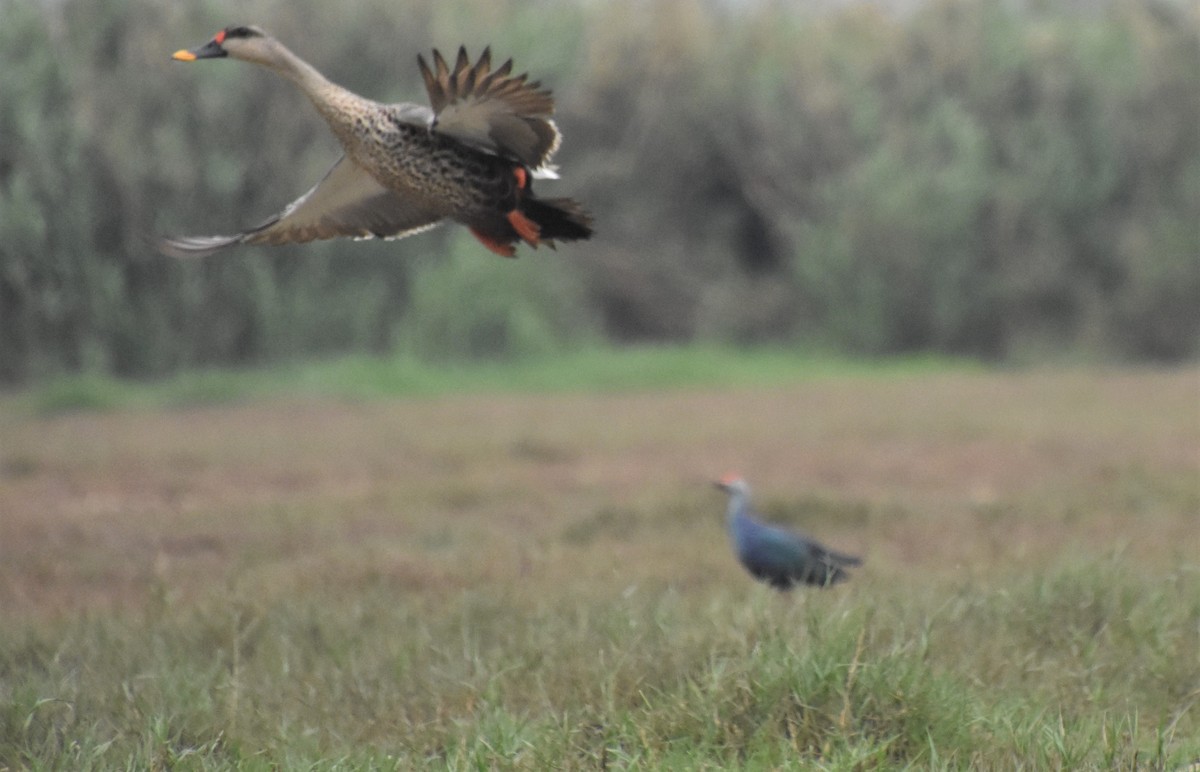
2,367 -> 1196,618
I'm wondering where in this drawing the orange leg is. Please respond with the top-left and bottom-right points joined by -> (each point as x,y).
507,209 -> 541,247
470,227 -> 517,258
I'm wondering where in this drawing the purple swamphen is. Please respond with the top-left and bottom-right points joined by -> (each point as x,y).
715,474 -> 861,589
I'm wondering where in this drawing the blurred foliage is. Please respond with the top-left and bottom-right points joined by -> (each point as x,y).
1,0 -> 1197,383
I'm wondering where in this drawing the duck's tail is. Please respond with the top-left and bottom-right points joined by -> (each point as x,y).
471,196 -> 594,258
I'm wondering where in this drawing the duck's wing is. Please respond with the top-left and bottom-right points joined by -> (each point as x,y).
387,102 -> 437,128
159,155 -> 443,258
418,46 -> 561,173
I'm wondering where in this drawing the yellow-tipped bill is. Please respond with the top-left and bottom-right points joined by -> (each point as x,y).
172,49 -> 198,61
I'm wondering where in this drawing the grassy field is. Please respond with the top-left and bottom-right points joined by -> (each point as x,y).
1,355 -> 1198,768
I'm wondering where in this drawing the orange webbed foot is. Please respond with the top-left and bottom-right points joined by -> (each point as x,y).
470,227 -> 517,258
506,210 -> 541,247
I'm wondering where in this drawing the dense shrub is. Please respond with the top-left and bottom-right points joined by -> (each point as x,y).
1,0 -> 1196,382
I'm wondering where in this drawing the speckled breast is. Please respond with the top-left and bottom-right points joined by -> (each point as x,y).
357,117 -> 520,221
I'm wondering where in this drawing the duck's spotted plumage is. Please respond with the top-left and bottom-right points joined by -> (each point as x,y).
160,28 -> 592,259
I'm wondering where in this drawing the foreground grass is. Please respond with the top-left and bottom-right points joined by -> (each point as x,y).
3,558 -> 1198,769
1,365 -> 1197,768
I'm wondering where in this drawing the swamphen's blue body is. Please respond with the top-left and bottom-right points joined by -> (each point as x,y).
716,474 -> 861,589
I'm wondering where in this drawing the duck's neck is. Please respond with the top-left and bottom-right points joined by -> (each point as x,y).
261,41 -> 375,147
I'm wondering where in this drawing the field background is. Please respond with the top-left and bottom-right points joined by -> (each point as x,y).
2,355 -> 1197,768
3,0 -> 1199,766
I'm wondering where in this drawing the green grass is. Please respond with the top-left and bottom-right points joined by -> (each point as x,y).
1,365 -> 1197,768
3,558 -> 1197,769
11,345 -> 972,414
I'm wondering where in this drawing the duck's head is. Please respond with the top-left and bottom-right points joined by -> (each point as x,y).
172,26 -> 277,66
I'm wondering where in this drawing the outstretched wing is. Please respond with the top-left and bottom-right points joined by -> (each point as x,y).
159,155 -> 444,258
418,46 -> 561,172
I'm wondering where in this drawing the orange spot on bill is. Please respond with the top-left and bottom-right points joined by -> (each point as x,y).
513,167 -> 528,190
172,49 -> 197,62
215,29 -> 227,44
